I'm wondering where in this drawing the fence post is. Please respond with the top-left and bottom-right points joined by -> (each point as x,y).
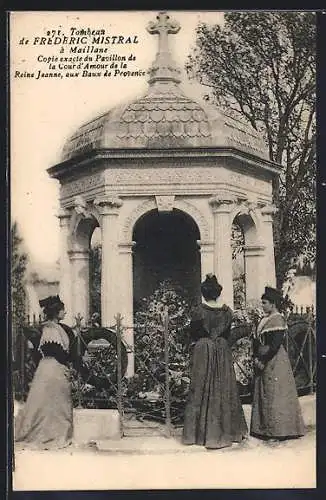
163,307 -> 171,438
19,326 -> 25,401
115,313 -> 124,438
75,315 -> 83,409
307,316 -> 314,394
285,328 -> 289,353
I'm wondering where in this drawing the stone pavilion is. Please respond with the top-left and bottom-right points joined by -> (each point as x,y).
48,12 -> 281,374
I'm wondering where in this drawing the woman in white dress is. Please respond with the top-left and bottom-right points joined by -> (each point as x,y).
15,295 -> 78,449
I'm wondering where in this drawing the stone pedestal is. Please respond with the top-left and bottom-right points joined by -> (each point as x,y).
73,409 -> 121,444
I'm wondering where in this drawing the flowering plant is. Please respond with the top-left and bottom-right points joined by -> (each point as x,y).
230,301 -> 264,393
127,281 -> 192,422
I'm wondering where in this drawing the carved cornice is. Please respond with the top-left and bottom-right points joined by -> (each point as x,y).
47,147 -> 282,181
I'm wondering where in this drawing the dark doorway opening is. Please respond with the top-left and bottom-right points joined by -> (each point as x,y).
133,209 -> 201,307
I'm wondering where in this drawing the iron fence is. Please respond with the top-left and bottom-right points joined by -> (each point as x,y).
12,305 -> 316,437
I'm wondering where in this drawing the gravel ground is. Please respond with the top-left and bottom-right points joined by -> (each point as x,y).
12,427 -> 316,490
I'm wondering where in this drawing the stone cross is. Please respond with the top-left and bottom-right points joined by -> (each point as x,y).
147,11 -> 180,55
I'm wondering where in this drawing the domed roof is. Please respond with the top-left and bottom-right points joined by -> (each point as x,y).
62,12 -> 269,162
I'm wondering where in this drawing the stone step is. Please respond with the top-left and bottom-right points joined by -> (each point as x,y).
96,436 -> 207,454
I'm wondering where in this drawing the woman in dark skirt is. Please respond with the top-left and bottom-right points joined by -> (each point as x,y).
15,295 -> 79,450
183,274 -> 248,449
250,286 -> 305,440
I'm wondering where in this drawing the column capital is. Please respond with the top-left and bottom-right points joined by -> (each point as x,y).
73,195 -> 94,218
244,244 -> 265,257
68,249 -> 90,260
197,240 -> 215,253
236,197 -> 263,215
57,208 -> 71,224
209,192 -> 236,213
261,203 -> 278,217
94,195 -> 123,215
118,242 -> 135,254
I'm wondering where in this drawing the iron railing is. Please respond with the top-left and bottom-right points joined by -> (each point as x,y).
12,305 -> 316,436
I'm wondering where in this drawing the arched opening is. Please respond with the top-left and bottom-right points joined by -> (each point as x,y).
232,211 -> 260,306
71,214 -> 100,322
132,209 -> 201,309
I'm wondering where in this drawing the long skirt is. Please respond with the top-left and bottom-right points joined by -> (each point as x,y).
183,338 -> 248,449
15,357 -> 73,450
250,345 -> 305,439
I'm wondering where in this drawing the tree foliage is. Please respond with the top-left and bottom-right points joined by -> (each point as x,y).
11,222 -> 28,326
186,12 -> 316,287
89,244 -> 102,316
11,222 -> 28,370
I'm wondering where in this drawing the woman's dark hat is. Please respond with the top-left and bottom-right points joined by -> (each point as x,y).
261,286 -> 283,304
39,295 -> 64,310
201,273 -> 223,297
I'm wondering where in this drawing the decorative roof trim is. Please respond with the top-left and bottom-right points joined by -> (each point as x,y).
47,147 -> 282,180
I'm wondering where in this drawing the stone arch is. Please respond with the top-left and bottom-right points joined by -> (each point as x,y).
231,203 -> 266,305
121,197 -> 211,244
121,199 -> 157,244
230,203 -> 263,247
68,203 -> 101,251
174,199 -> 211,241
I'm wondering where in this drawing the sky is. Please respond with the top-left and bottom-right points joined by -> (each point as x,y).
10,10 -> 223,271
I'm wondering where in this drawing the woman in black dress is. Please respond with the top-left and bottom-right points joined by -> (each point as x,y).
250,286 -> 305,440
183,274 -> 248,449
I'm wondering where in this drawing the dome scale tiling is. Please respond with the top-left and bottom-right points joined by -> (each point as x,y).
61,12 -> 269,162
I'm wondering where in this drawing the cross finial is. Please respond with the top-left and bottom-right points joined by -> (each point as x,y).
147,11 -> 181,86
147,11 -> 180,54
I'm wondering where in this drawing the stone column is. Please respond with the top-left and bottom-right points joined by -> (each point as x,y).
209,194 -> 235,308
118,242 -> 135,377
244,244 -> 266,304
57,208 -> 73,325
198,240 -> 215,280
94,195 -> 123,328
261,204 -> 277,288
69,249 -> 90,324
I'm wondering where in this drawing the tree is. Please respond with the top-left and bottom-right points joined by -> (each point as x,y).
89,244 -> 102,317
186,12 -> 316,288
11,222 -> 28,326
11,222 -> 28,367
